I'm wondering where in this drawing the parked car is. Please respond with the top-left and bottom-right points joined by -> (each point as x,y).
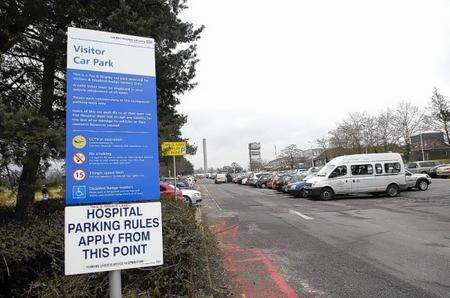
304,153 -> 406,200
241,177 -> 248,184
299,167 -> 321,179
248,172 -> 270,186
160,182 -> 183,201
226,173 -> 233,183
266,172 -> 278,188
283,175 -> 301,193
234,173 -> 244,183
428,164 -> 446,178
255,173 -> 272,188
215,173 -> 227,184
276,174 -> 293,192
273,173 -> 288,191
181,188 -> 202,204
288,181 -> 307,198
405,170 -> 431,191
164,178 -> 190,189
407,160 -> 442,174
436,164 -> 450,178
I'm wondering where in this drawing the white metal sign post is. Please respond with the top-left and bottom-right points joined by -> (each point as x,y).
66,27 -> 162,298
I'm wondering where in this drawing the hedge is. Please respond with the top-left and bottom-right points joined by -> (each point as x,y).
0,199 -> 230,297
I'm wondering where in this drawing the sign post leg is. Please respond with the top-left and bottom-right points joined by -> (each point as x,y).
173,155 -> 177,200
109,270 -> 122,298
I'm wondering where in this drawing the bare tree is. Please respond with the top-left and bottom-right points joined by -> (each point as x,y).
428,88 -> 450,143
316,136 -> 329,162
375,108 -> 398,151
394,101 -> 425,161
361,114 -> 378,153
280,144 -> 302,169
328,113 -> 366,153
230,162 -> 244,173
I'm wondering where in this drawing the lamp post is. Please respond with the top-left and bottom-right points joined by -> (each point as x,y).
420,133 -> 425,161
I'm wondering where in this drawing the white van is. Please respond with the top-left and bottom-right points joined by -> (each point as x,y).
215,173 -> 227,184
304,153 -> 406,200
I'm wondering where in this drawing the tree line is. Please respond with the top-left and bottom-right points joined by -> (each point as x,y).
319,89 -> 450,161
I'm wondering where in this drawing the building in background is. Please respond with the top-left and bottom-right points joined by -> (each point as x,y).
410,131 -> 450,161
301,148 -> 324,167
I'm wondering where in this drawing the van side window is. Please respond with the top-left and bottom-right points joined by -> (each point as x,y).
351,164 -> 373,175
384,162 -> 401,174
375,163 -> 383,174
330,165 -> 347,177
408,163 -> 417,168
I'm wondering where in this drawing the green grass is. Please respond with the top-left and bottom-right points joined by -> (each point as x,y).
0,185 -> 63,207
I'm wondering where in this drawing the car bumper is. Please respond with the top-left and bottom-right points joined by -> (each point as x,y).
304,187 -> 321,197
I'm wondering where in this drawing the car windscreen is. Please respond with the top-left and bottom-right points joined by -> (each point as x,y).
317,164 -> 335,176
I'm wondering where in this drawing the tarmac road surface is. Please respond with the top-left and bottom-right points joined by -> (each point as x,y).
200,179 -> 450,297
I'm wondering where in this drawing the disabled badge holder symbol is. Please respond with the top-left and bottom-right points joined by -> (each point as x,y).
73,186 -> 86,200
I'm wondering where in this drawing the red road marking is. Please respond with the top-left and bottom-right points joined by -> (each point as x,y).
214,218 -> 298,298
250,248 -> 298,298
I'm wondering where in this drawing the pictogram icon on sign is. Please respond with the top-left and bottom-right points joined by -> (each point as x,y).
72,185 -> 86,199
73,152 -> 86,164
72,135 -> 86,149
73,169 -> 86,181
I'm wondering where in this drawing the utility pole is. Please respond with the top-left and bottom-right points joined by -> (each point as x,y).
420,133 -> 425,161
203,138 -> 208,176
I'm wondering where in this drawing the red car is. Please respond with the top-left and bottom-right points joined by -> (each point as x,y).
160,181 -> 183,201
266,172 -> 278,189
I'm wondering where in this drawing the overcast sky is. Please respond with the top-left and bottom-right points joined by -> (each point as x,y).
177,0 -> 450,169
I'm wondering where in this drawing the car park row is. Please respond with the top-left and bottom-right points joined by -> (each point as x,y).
211,153 -> 449,201
160,176 -> 202,205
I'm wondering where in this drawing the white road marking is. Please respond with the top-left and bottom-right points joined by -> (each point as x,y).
202,184 -> 222,210
289,209 -> 314,220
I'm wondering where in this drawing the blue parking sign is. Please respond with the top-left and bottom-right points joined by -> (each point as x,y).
65,27 -> 160,206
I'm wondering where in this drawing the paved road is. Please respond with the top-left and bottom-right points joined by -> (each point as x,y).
200,179 -> 450,297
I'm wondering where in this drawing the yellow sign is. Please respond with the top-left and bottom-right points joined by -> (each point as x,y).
161,141 -> 187,156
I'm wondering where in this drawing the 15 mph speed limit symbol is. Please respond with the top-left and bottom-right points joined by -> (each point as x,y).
73,169 -> 86,181
73,153 -> 86,164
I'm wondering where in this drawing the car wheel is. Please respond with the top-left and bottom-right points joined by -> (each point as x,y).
183,195 -> 192,204
301,189 -> 308,198
320,187 -> 334,201
386,184 -> 399,197
417,179 -> 429,191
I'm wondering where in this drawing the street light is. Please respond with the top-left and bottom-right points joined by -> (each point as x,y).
420,133 -> 425,161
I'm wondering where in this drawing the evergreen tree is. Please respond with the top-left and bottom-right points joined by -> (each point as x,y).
0,0 -> 203,217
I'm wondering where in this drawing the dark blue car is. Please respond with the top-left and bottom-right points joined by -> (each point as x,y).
288,180 -> 307,198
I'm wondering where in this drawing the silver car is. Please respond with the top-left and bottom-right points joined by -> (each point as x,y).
405,170 -> 431,191
406,160 -> 442,174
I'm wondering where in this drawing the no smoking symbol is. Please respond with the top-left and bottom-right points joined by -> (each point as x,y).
73,153 -> 86,164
